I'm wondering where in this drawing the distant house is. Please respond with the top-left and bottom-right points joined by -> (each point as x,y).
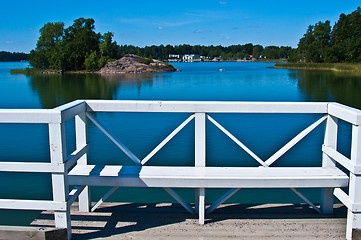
183,54 -> 201,62
168,54 -> 182,62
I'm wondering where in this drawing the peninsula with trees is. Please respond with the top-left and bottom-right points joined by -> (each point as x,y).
275,7 -> 361,71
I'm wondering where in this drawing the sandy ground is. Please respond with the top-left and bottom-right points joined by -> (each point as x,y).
31,202 -> 347,239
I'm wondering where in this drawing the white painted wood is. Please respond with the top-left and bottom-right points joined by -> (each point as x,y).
328,102 -> 361,125
54,100 -> 86,122
64,144 -> 89,171
321,115 -> 338,214
163,187 -> 194,214
290,188 -> 321,214
0,109 -> 61,123
195,113 -> 206,221
91,187 -> 119,212
346,125 -> 361,240
0,162 -> 64,173
197,188 -> 205,224
85,100 -> 328,114
322,145 -> 361,174
265,115 -> 327,166
334,188 -> 361,212
206,188 -> 240,214
75,112 -> 91,213
86,113 -> 141,165
0,199 -> 66,211
68,165 -> 348,188
48,123 -> 71,239
141,114 -> 195,165
67,186 -> 86,207
207,115 -> 267,167
195,113 -> 206,167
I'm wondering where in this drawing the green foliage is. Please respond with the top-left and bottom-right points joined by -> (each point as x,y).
29,18 -> 117,71
296,7 -> 361,63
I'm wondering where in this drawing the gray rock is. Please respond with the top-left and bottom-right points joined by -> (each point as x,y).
98,54 -> 180,73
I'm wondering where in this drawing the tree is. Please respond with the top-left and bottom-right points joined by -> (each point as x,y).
298,21 -> 331,62
62,18 -> 101,70
100,32 -> 117,60
29,22 -> 64,69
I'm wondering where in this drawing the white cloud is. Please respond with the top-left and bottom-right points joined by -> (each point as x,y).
219,1 -> 228,4
5,41 -> 13,44
158,26 -> 164,30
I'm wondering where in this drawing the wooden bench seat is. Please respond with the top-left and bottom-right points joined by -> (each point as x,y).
68,165 -> 349,189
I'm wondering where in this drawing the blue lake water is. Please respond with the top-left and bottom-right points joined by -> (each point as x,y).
0,61 -> 360,225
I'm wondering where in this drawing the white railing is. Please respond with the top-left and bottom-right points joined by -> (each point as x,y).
0,100 -> 360,240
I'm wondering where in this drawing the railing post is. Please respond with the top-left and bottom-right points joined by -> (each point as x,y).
76,112 -> 90,212
321,115 -> 338,214
49,122 -> 71,240
195,112 -> 206,224
347,125 -> 361,240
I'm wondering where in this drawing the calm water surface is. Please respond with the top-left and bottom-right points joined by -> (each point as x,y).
0,61 -> 360,225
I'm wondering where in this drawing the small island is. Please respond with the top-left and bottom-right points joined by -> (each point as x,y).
98,54 -> 180,73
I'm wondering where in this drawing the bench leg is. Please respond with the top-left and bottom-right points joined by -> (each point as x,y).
195,188 -> 205,224
321,187 -> 334,214
78,186 -> 91,212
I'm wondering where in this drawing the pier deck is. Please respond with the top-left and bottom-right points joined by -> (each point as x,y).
31,202 -> 347,240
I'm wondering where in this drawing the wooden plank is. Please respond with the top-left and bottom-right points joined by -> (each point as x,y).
75,112 -> 90,212
68,165 -> 348,188
290,188 -> 321,214
322,145 -> 361,174
334,188 -> 361,213
206,188 -> 240,214
0,109 -> 61,123
91,187 -> 119,212
0,199 -> 66,211
328,103 -> 361,126
64,144 -> 89,171
0,162 -> 64,173
163,187 -> 194,214
67,186 -> 86,207
141,114 -> 195,165
85,100 -> 328,114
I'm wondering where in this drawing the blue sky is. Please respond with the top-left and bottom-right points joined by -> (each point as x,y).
0,0 -> 359,53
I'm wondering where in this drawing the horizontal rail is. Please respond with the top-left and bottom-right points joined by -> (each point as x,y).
328,103 -> 361,125
322,146 -> 361,175
85,100 -> 329,113
334,188 -> 361,213
0,162 -> 64,173
64,144 -> 89,171
0,199 -> 66,211
67,186 -> 86,207
0,109 -> 61,123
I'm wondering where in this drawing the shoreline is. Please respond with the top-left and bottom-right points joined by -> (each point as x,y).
274,62 -> 361,73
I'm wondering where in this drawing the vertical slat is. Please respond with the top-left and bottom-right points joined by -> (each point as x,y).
321,115 -> 338,214
49,123 -> 71,240
347,125 -> 361,240
76,112 -> 91,212
195,113 -> 206,224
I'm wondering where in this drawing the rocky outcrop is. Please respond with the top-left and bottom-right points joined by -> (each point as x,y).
98,54 -> 180,73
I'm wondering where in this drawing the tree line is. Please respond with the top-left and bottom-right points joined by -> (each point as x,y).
290,7 -> 361,63
0,51 -> 28,62
28,17 -> 292,71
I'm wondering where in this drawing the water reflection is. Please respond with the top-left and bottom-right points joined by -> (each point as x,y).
29,73 -> 159,109
292,70 -> 361,109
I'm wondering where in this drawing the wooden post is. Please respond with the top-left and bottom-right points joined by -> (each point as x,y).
321,115 -> 338,214
49,123 -> 71,240
195,113 -> 206,224
347,125 -> 361,240
75,112 -> 90,212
